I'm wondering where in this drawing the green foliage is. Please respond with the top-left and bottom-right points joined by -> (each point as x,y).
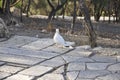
0,0 -> 2,8
30,0 -> 49,15
14,1 -> 21,8
91,0 -> 109,21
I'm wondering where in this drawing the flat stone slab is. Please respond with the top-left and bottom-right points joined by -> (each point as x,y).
42,45 -> 70,54
67,62 -> 85,71
0,53 -> 45,65
37,73 -> 64,80
40,57 -> 65,67
0,62 -> 5,66
0,65 -> 23,74
107,63 -> 120,71
0,35 -> 38,48
87,63 -> 112,70
75,57 -> 95,63
22,38 -> 54,50
95,73 -> 120,80
19,65 -> 53,76
0,72 -> 11,80
66,50 -> 93,57
53,66 -> 64,74
0,47 -> 58,59
78,70 -> 110,79
91,55 -> 116,63
67,71 -> 79,80
5,74 -> 34,80
62,55 -> 94,63
76,78 -> 93,80
61,55 -> 80,63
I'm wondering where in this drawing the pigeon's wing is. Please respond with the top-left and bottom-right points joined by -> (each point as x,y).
54,33 -> 65,45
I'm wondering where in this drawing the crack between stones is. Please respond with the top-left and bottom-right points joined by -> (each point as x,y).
60,54 -> 69,80
31,48 -> 74,80
1,67 -> 28,80
17,39 -> 39,48
75,70 -> 81,80
62,63 -> 69,80
31,48 -> 75,67
1,45 -> 75,80
31,64 -> 66,80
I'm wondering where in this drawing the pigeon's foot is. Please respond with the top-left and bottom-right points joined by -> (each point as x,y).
69,46 -> 74,49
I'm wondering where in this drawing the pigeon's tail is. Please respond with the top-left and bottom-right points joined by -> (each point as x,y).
64,41 -> 75,47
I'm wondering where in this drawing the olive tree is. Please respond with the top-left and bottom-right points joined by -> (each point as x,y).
79,0 -> 97,48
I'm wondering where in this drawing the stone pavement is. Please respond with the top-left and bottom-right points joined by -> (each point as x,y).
0,35 -> 120,80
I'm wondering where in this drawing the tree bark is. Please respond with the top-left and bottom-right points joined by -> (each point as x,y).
26,0 -> 31,17
71,0 -> 77,33
47,0 -> 67,21
0,18 -> 10,40
108,0 -> 111,23
79,0 -> 97,48
2,0 -> 6,12
10,0 -> 21,7
5,0 -> 11,14
20,0 -> 23,22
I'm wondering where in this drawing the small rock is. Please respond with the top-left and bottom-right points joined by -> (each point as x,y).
76,45 -> 91,50
41,29 -> 47,33
92,46 -> 103,51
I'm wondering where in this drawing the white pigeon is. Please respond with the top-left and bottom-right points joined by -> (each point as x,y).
53,29 -> 74,49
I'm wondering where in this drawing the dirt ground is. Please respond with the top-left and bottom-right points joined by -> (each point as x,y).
7,16 -> 120,48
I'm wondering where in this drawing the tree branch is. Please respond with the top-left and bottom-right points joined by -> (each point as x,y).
56,0 -> 67,10
47,0 -> 54,9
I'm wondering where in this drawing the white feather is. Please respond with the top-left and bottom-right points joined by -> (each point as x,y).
53,29 -> 66,46
53,29 -> 75,48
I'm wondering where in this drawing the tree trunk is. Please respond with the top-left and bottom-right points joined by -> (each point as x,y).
20,0 -> 23,22
71,0 -> 77,33
79,0 -> 97,48
26,0 -> 31,17
47,0 -> 67,21
108,0 -> 111,23
2,0 -> 6,12
61,7 -> 65,19
0,18 -> 10,40
5,0 -> 10,14
94,12 -> 101,22
48,8 -> 56,21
